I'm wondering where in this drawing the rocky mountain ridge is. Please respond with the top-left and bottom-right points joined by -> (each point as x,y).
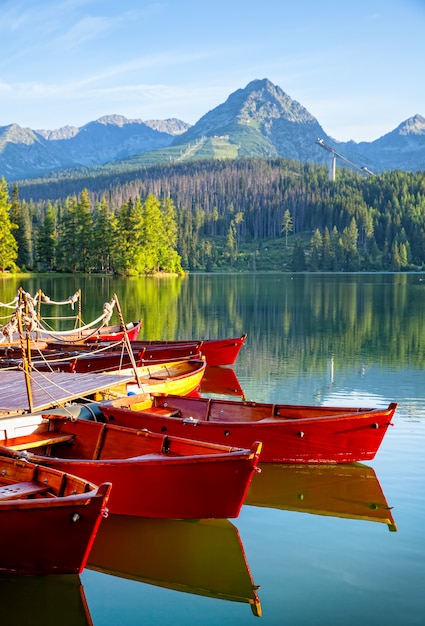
1,78 -> 424,181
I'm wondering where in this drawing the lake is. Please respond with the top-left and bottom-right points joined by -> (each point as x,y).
1,272 -> 424,625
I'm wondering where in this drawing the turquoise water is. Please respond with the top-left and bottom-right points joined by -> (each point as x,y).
1,273 -> 424,625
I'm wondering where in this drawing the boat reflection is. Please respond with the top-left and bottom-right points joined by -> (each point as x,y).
87,516 -> 261,617
246,462 -> 397,531
201,366 -> 245,398
0,574 -> 93,625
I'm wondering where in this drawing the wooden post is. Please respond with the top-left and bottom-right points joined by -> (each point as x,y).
76,289 -> 82,338
113,293 -> 142,388
17,308 -> 34,413
36,289 -> 42,340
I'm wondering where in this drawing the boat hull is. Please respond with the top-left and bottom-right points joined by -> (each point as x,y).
106,358 -> 207,397
0,416 -> 260,519
41,450 -> 258,519
100,396 -> 397,464
0,455 -> 111,575
81,320 -> 142,342
102,334 -> 247,367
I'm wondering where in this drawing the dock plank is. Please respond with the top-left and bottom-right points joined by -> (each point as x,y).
0,371 -> 134,417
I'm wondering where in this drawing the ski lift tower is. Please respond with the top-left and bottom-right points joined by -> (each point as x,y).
315,138 -> 374,181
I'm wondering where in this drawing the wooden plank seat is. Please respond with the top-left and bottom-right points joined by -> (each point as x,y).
0,481 -> 51,500
6,432 -> 75,451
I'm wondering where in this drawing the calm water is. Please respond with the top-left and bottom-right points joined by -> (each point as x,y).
1,273 -> 424,626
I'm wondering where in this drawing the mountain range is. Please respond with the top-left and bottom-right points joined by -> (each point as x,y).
1,78 -> 424,182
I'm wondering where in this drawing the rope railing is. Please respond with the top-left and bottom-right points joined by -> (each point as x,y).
36,290 -> 80,309
0,296 -> 116,343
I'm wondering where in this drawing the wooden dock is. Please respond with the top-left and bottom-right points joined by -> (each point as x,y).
0,370 -> 134,417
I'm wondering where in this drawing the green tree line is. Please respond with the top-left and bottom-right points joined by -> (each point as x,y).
0,178 -> 183,275
3,157 -> 425,273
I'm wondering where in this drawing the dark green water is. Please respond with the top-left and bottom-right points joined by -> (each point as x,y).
1,273 -> 424,625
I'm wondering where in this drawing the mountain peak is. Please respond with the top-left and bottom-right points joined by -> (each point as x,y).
1,79 -> 423,180
397,114 -> 425,135
234,78 -> 316,125
94,114 -> 143,127
175,78 -> 326,161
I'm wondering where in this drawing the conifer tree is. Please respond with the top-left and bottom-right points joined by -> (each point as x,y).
140,194 -> 164,273
9,184 -> 33,270
57,195 -> 79,271
113,197 -> 144,275
36,202 -> 57,270
0,177 -> 18,272
281,209 -> 293,248
76,188 -> 94,272
92,197 -> 115,272
158,197 -> 183,274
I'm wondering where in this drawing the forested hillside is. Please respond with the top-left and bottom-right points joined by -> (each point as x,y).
3,157 -> 425,274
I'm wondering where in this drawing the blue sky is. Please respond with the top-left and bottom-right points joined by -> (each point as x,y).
0,0 -> 424,142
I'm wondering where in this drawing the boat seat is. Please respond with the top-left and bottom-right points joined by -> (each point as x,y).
6,432 -> 75,451
0,481 -> 51,500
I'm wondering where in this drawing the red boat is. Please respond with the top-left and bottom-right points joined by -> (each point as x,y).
126,334 -> 247,367
83,320 -> 142,342
0,413 -> 261,519
0,451 -> 111,575
1,320 -> 142,347
2,333 -> 246,368
70,344 -> 203,372
99,395 -> 398,464
0,343 -> 203,373
70,333 -> 247,367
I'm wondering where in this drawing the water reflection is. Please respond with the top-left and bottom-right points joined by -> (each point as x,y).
87,516 -> 262,617
246,462 -> 397,531
0,574 -> 93,626
0,274 -> 422,625
201,366 -> 246,398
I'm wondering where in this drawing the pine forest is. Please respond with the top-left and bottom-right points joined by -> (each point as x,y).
2,157 -> 425,275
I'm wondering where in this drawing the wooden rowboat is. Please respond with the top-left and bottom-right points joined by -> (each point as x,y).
39,320 -> 142,343
246,462 -> 397,531
121,334 -> 247,367
88,516 -> 262,616
43,333 -> 246,367
0,360 -> 204,419
99,395 -> 398,464
100,358 -> 207,398
1,321 -> 142,347
0,413 -> 261,519
0,451 -> 111,575
0,357 -> 207,399
83,320 -> 141,342
0,343 -> 203,373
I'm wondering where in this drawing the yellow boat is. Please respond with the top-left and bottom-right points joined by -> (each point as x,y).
97,358 -> 207,399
